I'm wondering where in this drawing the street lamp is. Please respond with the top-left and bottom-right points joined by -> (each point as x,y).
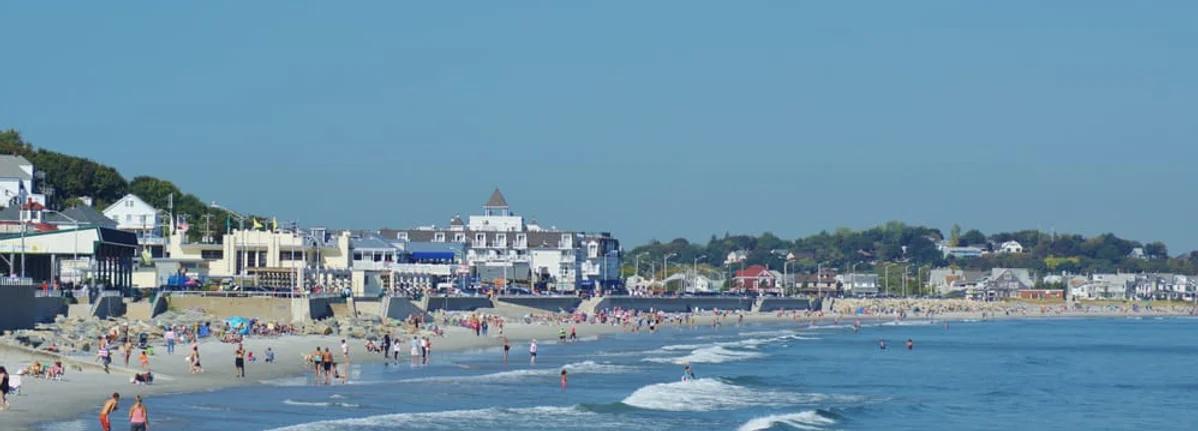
663,253 -> 677,293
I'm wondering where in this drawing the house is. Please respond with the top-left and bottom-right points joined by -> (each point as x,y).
999,241 -> 1023,254
0,155 -> 45,208
928,268 -> 985,295
971,268 -> 1035,300
1071,273 -> 1135,300
791,269 -> 839,295
724,250 -> 748,266
837,273 -> 879,297
938,243 -> 985,259
664,271 -> 722,293
733,264 -> 777,292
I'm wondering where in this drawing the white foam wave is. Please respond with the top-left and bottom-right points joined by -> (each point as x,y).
400,361 -> 636,383
645,346 -> 765,365
622,378 -> 857,412
260,376 -> 310,387
269,405 -> 612,431
40,420 -> 88,431
284,399 -> 360,408
737,411 -> 837,431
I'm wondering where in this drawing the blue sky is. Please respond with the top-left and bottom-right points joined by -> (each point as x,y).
2,1 -> 1196,251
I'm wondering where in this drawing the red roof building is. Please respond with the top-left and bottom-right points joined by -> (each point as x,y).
733,264 -> 777,292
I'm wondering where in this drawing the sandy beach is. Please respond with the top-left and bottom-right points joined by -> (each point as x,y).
2,300 -> 1194,430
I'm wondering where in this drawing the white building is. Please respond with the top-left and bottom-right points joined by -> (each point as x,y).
0,155 -> 45,208
103,194 -> 166,256
381,189 -> 621,293
999,241 -> 1024,254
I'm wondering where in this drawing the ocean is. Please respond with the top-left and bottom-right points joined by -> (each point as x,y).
42,317 -> 1198,430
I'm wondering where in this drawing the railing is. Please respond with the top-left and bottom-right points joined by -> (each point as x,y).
164,290 -> 304,299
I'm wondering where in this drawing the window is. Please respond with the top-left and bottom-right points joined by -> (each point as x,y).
588,243 -> 599,258
353,252 -> 363,261
201,250 -> 223,260
560,234 -> 572,248
126,200 -> 133,208
397,232 -> 409,241
516,234 -> 527,248
454,233 -> 465,242
139,215 -> 147,225
433,232 -> 445,242
475,233 -> 486,245
496,234 -> 507,247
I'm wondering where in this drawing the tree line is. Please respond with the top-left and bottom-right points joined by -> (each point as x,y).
627,221 -> 1198,278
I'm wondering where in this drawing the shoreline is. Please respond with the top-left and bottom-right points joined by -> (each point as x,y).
4,306 -> 1195,430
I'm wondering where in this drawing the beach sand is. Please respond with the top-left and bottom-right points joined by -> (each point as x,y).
1,301 -> 1192,430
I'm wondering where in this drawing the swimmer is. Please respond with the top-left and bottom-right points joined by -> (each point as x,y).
682,364 -> 696,381
560,369 -> 568,390
879,339 -> 887,350
906,339 -> 914,350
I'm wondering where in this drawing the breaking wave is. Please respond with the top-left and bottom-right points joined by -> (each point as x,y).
268,405 -> 624,431
737,410 -> 838,431
400,361 -> 636,384
621,378 -> 860,412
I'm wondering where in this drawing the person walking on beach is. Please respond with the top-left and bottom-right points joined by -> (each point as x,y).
529,339 -> 538,366
128,395 -> 149,431
341,339 -> 350,364
423,337 -> 432,365
234,343 -> 246,378
382,334 -> 392,359
98,341 -> 112,374
123,340 -> 133,367
164,327 -> 176,355
312,346 -> 324,381
502,336 -> 511,364
0,366 -> 10,411
99,392 -> 120,431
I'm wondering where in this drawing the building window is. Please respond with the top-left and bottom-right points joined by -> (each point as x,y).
434,232 -> 445,242
560,234 -> 571,249
454,233 -> 465,242
496,234 -> 507,247
201,250 -> 223,260
588,243 -> 599,258
354,252 -> 363,261
516,234 -> 527,248
397,232 -> 409,241
475,233 -> 486,245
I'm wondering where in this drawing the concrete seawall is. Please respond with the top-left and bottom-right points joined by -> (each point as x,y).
425,296 -> 494,312
0,286 -> 36,331
170,296 -> 294,321
92,295 -> 126,319
382,297 -> 428,321
593,296 -> 756,313
33,296 -> 67,324
495,296 -> 582,313
757,298 -> 819,312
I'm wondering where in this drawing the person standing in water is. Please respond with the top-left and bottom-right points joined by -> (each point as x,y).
99,392 -> 120,431
879,339 -> 887,350
502,336 -> 511,364
529,339 -> 538,366
682,364 -> 696,381
906,339 -> 914,350
560,369 -> 568,390
128,395 -> 149,431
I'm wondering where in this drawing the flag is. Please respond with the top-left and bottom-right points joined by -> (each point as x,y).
252,218 -> 264,230
177,216 -> 190,234
271,217 -> 278,232
140,247 -> 152,265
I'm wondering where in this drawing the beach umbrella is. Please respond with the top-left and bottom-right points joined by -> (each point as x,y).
225,316 -> 253,335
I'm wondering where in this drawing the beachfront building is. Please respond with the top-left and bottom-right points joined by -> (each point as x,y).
663,271 -> 722,293
970,268 -> 1035,300
102,193 -> 167,257
379,189 -> 621,293
1071,273 -> 1135,300
838,273 -> 880,297
733,264 -> 778,293
0,155 -> 46,208
928,268 -> 985,295
166,227 -> 352,291
791,269 -> 840,295
0,199 -> 137,288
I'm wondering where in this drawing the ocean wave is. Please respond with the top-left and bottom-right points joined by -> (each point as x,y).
260,376 -> 311,387
644,345 -> 766,364
268,405 -> 621,431
737,410 -> 838,431
400,361 -> 637,383
283,399 -> 360,408
621,378 -> 860,412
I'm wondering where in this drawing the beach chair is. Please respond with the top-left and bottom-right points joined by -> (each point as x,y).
9,375 -> 22,395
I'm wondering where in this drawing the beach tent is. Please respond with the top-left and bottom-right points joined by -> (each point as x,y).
225,316 -> 253,335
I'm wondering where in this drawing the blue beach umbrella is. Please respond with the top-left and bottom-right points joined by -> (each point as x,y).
225,316 -> 253,335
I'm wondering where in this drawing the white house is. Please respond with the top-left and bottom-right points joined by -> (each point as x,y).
104,194 -> 161,235
0,155 -> 45,208
999,241 -> 1024,254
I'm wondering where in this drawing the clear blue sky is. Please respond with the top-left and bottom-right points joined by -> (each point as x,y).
2,1 -> 1196,251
